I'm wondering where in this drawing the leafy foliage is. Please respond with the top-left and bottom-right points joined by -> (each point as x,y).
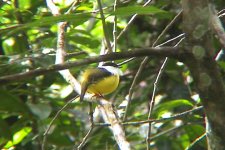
0,0 -> 224,150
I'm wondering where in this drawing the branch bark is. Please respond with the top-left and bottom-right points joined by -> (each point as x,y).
0,47 -> 179,84
97,99 -> 131,150
210,6 -> 225,49
45,1 -> 131,149
181,0 -> 225,149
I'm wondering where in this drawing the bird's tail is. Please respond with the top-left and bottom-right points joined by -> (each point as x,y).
80,82 -> 88,102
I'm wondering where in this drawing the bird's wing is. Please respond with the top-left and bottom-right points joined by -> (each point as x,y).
79,68 -> 112,101
87,68 -> 113,84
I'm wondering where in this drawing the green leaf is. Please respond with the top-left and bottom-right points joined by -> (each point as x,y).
0,90 -> 29,114
3,37 -> 29,55
0,119 -> 12,146
114,6 -> 170,17
69,35 -> 100,49
0,13 -> 92,37
218,61 -> 225,70
184,125 -> 205,141
4,127 -> 32,148
48,128 -> 73,146
27,102 -> 52,120
154,99 -> 193,118
184,125 -> 207,149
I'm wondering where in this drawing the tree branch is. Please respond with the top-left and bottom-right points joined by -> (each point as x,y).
97,0 -> 112,53
42,1 -> 81,150
95,106 -> 203,126
182,0 -> 225,149
147,37 -> 185,149
185,133 -> 206,150
45,1 -> 131,149
42,97 -> 76,150
77,102 -> 94,149
123,11 -> 184,122
97,99 -> 131,150
210,6 -> 225,50
0,47 -> 180,84
116,0 -> 153,40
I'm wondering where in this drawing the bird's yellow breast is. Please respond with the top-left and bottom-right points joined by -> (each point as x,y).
87,75 -> 119,95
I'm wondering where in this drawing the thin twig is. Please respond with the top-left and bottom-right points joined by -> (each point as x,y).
218,13 -> 225,18
0,46 -> 180,84
42,97 -> 76,150
217,8 -> 225,18
66,51 -> 87,58
0,51 -> 86,64
122,40 -> 180,121
152,10 -> 183,47
185,133 -> 206,150
98,99 -> 131,150
97,0 -> 112,53
113,0 -> 118,52
123,56 -> 149,121
146,37 -> 185,149
117,57 -> 135,66
122,11 -> 183,122
116,0 -> 153,40
95,106 -> 203,126
218,8 -> 225,15
47,1 -> 130,149
44,1 -> 130,150
146,57 -> 168,149
42,1 -> 63,150
66,0 -> 80,14
77,102 -> 94,150
210,6 -> 225,49
43,1 -> 83,150
156,33 -> 185,47
150,124 -> 185,141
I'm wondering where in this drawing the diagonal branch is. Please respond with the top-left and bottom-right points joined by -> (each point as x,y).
210,7 -> 225,50
45,1 -> 131,149
123,10 -> 183,123
95,106 -> 203,127
147,37 -> 185,149
116,0 -> 153,40
97,99 -> 131,150
0,47 -> 180,84
97,0 -> 112,53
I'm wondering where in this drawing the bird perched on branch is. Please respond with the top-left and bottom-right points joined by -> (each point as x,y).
79,62 -> 122,101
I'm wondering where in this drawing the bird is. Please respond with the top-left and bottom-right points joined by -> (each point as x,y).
79,62 -> 122,102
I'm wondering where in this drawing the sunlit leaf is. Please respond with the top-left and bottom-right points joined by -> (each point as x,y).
154,99 -> 194,118
0,90 -> 29,114
4,127 -> 32,148
0,13 -> 92,37
114,6 -> 171,17
218,61 -> 225,70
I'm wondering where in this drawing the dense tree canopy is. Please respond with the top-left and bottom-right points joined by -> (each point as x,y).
0,0 -> 225,150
